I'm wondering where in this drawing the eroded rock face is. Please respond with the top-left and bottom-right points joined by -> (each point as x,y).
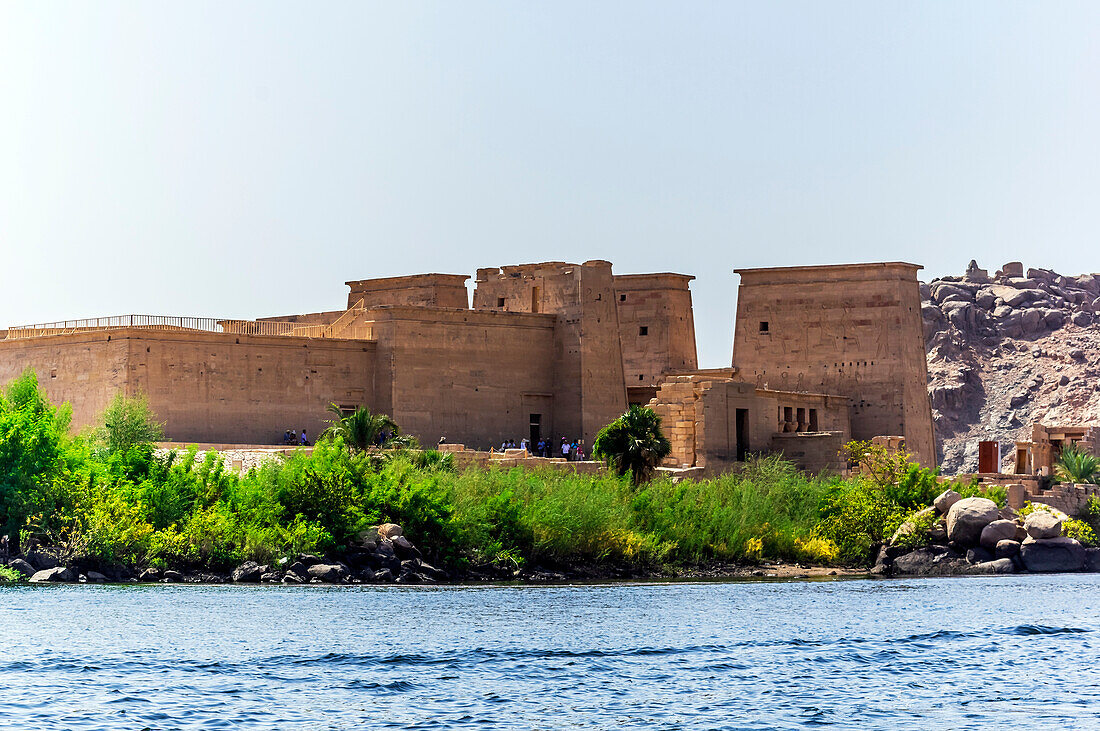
946,498 -> 1000,546
29,566 -> 75,583
306,563 -> 348,583
933,490 -> 962,515
377,523 -> 403,539
923,262 -> 1100,473
980,520 -> 1018,549
995,539 -> 1022,559
1024,511 -> 1062,540
6,558 -> 34,578
231,561 -> 265,583
1020,536 -> 1086,572
892,547 -> 968,576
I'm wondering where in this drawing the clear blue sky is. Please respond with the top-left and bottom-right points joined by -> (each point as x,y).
2,2 -> 1099,366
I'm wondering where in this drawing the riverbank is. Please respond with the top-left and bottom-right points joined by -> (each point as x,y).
2,521 -> 867,585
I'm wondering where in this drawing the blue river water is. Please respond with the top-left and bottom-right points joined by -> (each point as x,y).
2,575 -> 1100,729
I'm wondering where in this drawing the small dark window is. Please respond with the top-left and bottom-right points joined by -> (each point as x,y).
620,294 -> 627,301
639,326 -> 648,336
759,321 -> 769,333
638,374 -> 644,381
497,297 -> 506,308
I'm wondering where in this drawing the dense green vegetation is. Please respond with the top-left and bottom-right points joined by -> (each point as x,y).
0,372 -> 998,575
1055,445 -> 1100,485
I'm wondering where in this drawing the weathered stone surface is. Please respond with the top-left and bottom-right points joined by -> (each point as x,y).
1020,536 -> 1086,572
980,520 -> 1019,550
1024,511 -> 1062,539
163,570 -> 183,582
1030,503 -> 1069,521
306,563 -> 348,583
260,572 -> 281,583
946,497 -> 1000,546
138,568 -> 161,582
282,571 -> 305,584
1085,548 -> 1100,572
86,571 -> 108,583
995,539 -> 1022,559
24,548 -> 59,571
391,534 -> 421,559
231,561 -> 265,583
892,547 -> 967,576
372,568 -> 394,582
966,558 -> 1015,575
377,523 -> 403,539
6,558 -> 34,578
966,547 -> 993,564
29,566 -> 75,583
933,489 -> 962,515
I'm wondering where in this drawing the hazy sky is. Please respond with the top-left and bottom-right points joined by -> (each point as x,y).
2,2 -> 1099,366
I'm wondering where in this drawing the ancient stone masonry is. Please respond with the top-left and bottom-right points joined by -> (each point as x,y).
0,258 -> 937,475
731,263 -> 936,467
613,273 -> 698,405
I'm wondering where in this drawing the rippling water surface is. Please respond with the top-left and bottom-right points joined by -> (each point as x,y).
3,575 -> 1100,729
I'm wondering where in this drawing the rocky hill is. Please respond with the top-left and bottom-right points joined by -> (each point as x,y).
922,261 -> 1100,474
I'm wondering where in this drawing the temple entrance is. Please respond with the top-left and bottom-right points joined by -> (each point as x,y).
736,409 -> 749,461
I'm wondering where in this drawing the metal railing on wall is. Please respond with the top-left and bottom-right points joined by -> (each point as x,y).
2,314 -> 372,341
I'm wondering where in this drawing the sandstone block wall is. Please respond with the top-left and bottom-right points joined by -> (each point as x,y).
361,306 -> 558,450
345,273 -> 470,310
0,330 -> 376,444
647,374 -> 849,472
614,273 -> 697,404
732,262 -> 937,466
473,261 -> 628,445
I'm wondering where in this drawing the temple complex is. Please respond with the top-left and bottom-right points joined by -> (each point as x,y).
0,259 -> 937,473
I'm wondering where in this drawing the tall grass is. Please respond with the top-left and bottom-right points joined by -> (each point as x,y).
1,372 -> 960,573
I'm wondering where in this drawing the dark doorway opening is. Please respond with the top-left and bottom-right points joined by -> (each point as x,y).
736,409 -> 749,462
529,413 -> 541,445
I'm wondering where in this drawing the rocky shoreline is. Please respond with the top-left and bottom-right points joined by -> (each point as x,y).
6,500 -> 1100,585
874,489 -> 1099,577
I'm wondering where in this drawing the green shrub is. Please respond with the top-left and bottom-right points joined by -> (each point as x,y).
890,508 -> 939,549
1056,446 -> 1100,484
815,480 -> 906,563
1064,518 -> 1097,545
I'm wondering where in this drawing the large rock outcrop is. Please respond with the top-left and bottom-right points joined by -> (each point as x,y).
923,261 -> 1100,473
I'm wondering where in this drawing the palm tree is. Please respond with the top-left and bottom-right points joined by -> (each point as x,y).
322,404 -> 400,452
1055,445 -> 1100,484
592,405 -> 672,486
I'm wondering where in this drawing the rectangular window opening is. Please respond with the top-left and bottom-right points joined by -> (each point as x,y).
759,321 -> 769,333
620,294 -> 627,302
639,326 -> 648,336
497,297 -> 506,308
809,408 -> 819,431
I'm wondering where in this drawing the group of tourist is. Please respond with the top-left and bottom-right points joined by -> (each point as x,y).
498,436 -> 586,461
281,429 -> 310,446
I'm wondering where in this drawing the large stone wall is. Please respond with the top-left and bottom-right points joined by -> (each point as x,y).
361,306 -> 558,449
345,273 -> 469,309
614,273 -> 697,404
0,332 -> 130,429
732,263 -> 937,466
473,261 -> 628,445
0,330 -> 376,444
